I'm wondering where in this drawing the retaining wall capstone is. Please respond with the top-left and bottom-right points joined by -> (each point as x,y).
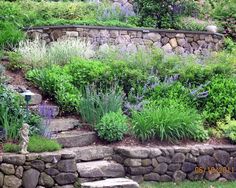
24,25 -> 224,54
0,152 -> 78,188
112,145 -> 236,183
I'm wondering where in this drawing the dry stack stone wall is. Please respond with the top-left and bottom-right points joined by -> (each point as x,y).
0,152 -> 78,188
113,145 -> 236,183
25,25 -> 224,54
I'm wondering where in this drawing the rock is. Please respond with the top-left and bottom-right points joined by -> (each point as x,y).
188,171 -> 204,181
61,152 -> 76,160
159,175 -> 172,182
112,154 -> 125,164
176,33 -> 185,38
149,148 -> 162,158
168,163 -> 181,171
31,160 -> 45,172
153,163 -> 168,174
153,41 -> 162,48
144,173 -> 160,181
45,168 -> 59,176
57,159 -> 76,172
175,46 -> 185,54
141,159 -> 152,166
54,173 -> 77,185
23,168 -> 40,188
26,154 -> 39,161
174,147 -> 191,153
205,171 -> 220,181
172,153 -> 185,163
218,177 -> 227,182
55,131 -> 96,148
213,150 -> 230,166
39,153 -> 61,163
162,43 -> 172,53
30,93 -> 42,105
173,170 -> 186,181
49,118 -> 80,133
115,147 -> 150,159
4,175 -> 22,188
71,146 -> 113,162
182,162 -> 197,173
126,43 -> 137,53
66,31 -> 79,37
156,156 -> 171,164
3,154 -> 26,165
147,33 -> 161,42
39,172 -> 54,187
186,153 -> 197,163
198,155 -> 216,168
169,38 -> 178,48
191,149 -> 199,156
77,161 -> 125,178
161,37 -> 169,45
129,175 -> 143,183
128,166 -> 153,175
80,178 -> 139,188
152,159 -> 158,167
124,159 -> 141,167
222,172 -> 236,180
177,38 -> 186,47
0,172 -> 3,187
206,25 -> 218,33
0,163 -> 15,175
15,166 -> 24,178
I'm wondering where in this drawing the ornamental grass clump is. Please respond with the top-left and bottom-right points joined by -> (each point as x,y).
132,99 -> 208,142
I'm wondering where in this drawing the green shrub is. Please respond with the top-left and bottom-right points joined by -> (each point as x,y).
201,76 -> 236,124
96,111 -> 128,142
3,135 -> 61,153
80,86 -> 123,126
132,99 -> 208,142
65,58 -> 111,88
5,51 -> 25,71
26,66 -> 81,113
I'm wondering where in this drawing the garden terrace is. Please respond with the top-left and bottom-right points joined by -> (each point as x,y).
24,25 -> 224,54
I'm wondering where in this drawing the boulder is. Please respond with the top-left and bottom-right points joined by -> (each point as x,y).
115,147 -> 150,158
153,163 -> 168,174
49,118 -> 79,133
128,166 -> 153,175
198,155 -> 216,168
57,159 -> 77,172
213,150 -> 230,166
22,168 -> 40,188
54,173 -> 77,185
172,153 -> 185,163
144,173 -> 160,181
168,163 -> 181,171
124,159 -> 141,167
31,160 -> 45,172
182,162 -> 197,173
0,172 -> 3,187
0,163 -> 15,175
15,166 -> 24,178
3,154 -> 26,165
4,175 -> 22,188
173,170 -> 186,181
39,172 -> 55,187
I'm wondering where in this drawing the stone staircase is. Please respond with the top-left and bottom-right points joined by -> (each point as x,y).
49,119 -> 140,188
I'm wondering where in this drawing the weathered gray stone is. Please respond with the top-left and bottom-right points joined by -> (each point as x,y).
174,147 -> 191,153
112,154 -> 125,164
159,175 -> 172,182
15,166 -> 24,178
156,156 -> 171,164
144,173 -> 160,181
152,158 -> 158,168
218,177 -> 227,182
23,168 -> 40,188
198,155 -> 216,168
26,154 -> 39,161
173,170 -> 186,181
60,152 -> 76,160
71,146 -> 113,161
191,149 -> 200,156
128,166 -> 153,175
115,147 -> 150,158
176,33 -> 185,38
205,171 -> 220,181
147,33 -> 161,42
182,162 -> 197,173
186,153 -> 197,163
153,163 -> 168,174
55,131 -> 96,148
124,159 -> 141,167
81,178 -> 139,188
0,172 -> 3,187
0,163 -> 15,174
141,159 -> 152,166
162,43 -> 172,53
149,148 -> 162,158
39,172 -> 54,187
177,38 -> 186,47
213,150 -> 230,166
57,159 -> 77,172
129,175 -> 143,183
172,153 -> 185,163
49,118 -> 79,132
66,31 -> 78,37
168,163 -> 181,171
54,173 -> 77,185
188,171 -> 204,181
77,161 -> 125,178
40,153 -> 61,163
175,46 -> 185,54
3,154 -> 26,165
31,160 -> 45,171
45,168 -> 59,176
161,37 -> 169,45
169,38 -> 178,48
4,175 -> 22,188
30,93 -> 42,105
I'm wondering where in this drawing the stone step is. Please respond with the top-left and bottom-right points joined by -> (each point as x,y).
53,131 -> 96,148
77,160 -> 125,178
61,146 -> 113,162
49,118 -> 80,132
81,178 -> 139,188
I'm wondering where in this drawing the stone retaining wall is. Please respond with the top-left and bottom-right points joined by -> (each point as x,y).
113,145 -> 236,183
24,25 -> 224,54
0,152 -> 78,188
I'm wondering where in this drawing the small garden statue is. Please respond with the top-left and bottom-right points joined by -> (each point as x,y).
20,123 -> 30,154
